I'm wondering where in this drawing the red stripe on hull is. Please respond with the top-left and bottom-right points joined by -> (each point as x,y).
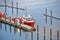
23,21 -> 35,27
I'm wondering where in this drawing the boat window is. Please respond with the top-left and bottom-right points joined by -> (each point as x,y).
23,17 -> 25,19
22,17 -> 33,21
26,18 -> 32,21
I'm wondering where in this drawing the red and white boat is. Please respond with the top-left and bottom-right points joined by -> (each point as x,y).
0,10 -> 7,19
21,14 -> 35,27
12,14 -> 36,31
0,10 -> 36,31
12,14 -> 35,27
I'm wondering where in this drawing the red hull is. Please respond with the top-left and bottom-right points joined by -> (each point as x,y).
23,21 -> 35,27
12,18 -> 35,27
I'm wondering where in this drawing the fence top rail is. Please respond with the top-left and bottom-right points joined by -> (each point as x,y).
43,14 -> 60,20
0,5 -> 25,10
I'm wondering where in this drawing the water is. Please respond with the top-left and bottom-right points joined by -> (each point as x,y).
0,0 -> 60,40
0,23 -> 31,40
0,20 -> 60,40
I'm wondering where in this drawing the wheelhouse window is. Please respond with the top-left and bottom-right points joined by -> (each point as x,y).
26,18 -> 32,21
23,17 -> 25,19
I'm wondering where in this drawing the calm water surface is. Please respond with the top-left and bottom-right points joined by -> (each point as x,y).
0,0 -> 60,40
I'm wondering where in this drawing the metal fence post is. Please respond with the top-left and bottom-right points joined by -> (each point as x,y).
44,26 -> 46,40
57,30 -> 59,40
50,28 -> 52,40
31,32 -> 33,40
37,25 -> 39,40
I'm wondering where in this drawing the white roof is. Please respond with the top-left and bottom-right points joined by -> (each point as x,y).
23,14 -> 32,18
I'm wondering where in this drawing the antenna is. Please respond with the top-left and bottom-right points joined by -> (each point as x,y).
16,2 -> 18,18
5,0 -> 7,15
50,9 -> 52,25
45,8 -> 47,24
24,4 -> 28,15
12,1 -> 13,17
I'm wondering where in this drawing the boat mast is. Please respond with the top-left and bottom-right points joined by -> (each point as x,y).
25,4 -> 28,15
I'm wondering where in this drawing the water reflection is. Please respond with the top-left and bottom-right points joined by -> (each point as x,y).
0,23 -> 22,36
24,31 -> 31,40
5,24 -> 7,31
20,29 -> 21,36
0,23 -> 34,40
31,32 -> 33,40
15,27 -> 21,36
9,25 -> 11,32
14,27 -> 20,33
14,27 -> 16,34
14,27 -> 21,37
17,28 -> 20,32
0,22 -> 2,29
